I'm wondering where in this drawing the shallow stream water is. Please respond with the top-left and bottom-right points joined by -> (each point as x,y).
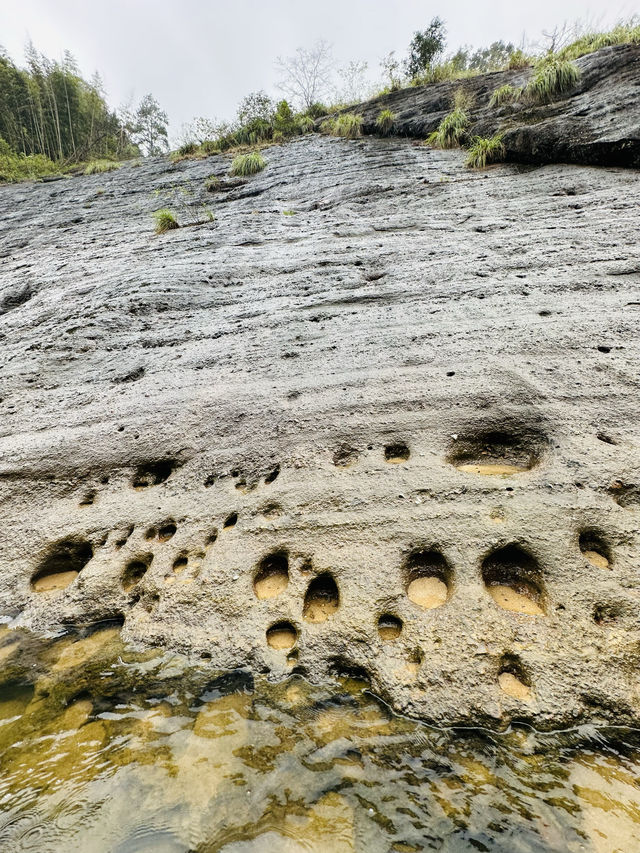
0,624 -> 639,852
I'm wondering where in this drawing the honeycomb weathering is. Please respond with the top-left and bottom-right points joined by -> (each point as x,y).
0,131 -> 639,729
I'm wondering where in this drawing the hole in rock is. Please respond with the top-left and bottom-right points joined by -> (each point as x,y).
447,423 -> 546,476
596,433 -> 617,446
579,530 -> 611,570
498,656 -> 533,702
259,502 -> 282,519
223,512 -> 238,528
158,521 -> 177,542
594,603 -> 620,626
384,443 -> 410,463
264,465 -> 280,484
132,459 -> 177,489
303,573 -> 340,623
206,529 -> 218,546
332,445 -> 359,468
405,549 -> 451,610
144,527 -> 157,540
329,656 -> 371,683
597,346 -> 611,354
609,482 -> 640,510
122,555 -> 153,591
253,550 -> 289,599
481,545 -> 546,615
266,621 -> 297,650
79,491 -> 96,506
378,614 -> 403,641
31,539 -> 94,593
172,556 -> 188,574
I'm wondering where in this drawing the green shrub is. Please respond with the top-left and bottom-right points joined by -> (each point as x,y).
153,208 -> 179,234
524,56 -> 580,103
489,84 -> 522,107
376,109 -> 395,135
465,134 -> 506,168
200,139 -> 220,155
427,107 -> 469,149
307,103 -> 329,119
0,142 -> 60,183
333,113 -> 363,138
230,151 -> 266,176
84,159 -> 121,175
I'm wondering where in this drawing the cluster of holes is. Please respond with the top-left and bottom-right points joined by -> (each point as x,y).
333,443 -> 411,467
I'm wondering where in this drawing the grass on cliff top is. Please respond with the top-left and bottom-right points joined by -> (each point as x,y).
466,134 -> 506,169
489,83 -> 522,107
153,209 -> 179,234
84,160 -> 121,175
558,18 -> 640,60
230,151 -> 266,176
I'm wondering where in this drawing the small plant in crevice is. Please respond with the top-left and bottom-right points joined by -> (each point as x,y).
524,56 -> 580,104
376,109 -> 396,135
466,134 -> 506,169
153,208 -> 179,234
426,88 -> 472,149
204,175 -> 220,191
489,83 -> 522,107
230,151 -> 266,177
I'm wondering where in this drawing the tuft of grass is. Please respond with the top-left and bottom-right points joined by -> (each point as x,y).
177,142 -> 198,156
153,209 -> 179,234
507,49 -> 532,69
201,140 -> 220,155
524,56 -> 580,104
282,209 -> 296,216
489,83 -> 522,107
376,109 -> 395,135
230,151 -> 266,176
84,160 -> 121,175
204,175 -> 220,191
320,117 -> 336,134
465,134 -> 506,169
333,113 -> 363,138
427,107 -> 470,149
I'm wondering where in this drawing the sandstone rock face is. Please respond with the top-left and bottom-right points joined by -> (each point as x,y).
352,44 -> 640,167
0,134 -> 639,728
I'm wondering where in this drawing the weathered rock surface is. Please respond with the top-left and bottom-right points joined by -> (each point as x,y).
352,44 -> 640,167
0,133 -> 639,729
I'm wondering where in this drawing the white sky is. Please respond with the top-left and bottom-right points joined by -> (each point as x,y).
1,0 -> 637,138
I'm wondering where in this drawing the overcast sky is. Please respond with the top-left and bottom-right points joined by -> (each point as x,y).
1,0 -> 636,139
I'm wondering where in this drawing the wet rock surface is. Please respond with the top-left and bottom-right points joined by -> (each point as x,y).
352,44 -> 640,167
0,133 -> 639,728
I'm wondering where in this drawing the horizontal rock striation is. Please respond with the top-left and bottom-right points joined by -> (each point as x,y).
0,133 -> 639,728
349,44 -> 640,167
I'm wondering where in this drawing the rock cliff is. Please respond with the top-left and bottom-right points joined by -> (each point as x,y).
0,60 -> 639,728
352,43 -> 640,167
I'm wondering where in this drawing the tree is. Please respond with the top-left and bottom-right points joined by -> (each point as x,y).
275,40 -> 334,110
335,60 -> 370,104
131,94 -> 168,156
405,17 -> 447,78
380,51 -> 403,90
236,90 -> 274,125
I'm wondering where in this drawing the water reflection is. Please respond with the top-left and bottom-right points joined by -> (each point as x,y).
0,624 -> 638,852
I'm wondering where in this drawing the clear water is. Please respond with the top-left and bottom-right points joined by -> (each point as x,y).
0,624 -> 639,852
